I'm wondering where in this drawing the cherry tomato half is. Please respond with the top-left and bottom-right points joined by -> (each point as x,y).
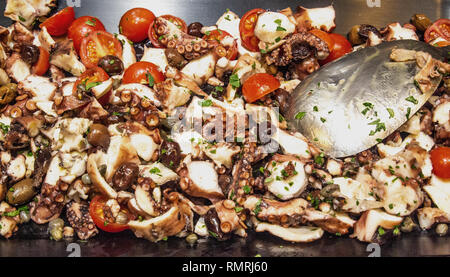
319,33 -> 352,65
430,146 -> 450,179
32,46 -> 49,76
119,8 -> 155,43
68,16 -> 106,53
242,73 -> 280,103
79,31 -> 123,68
148,15 -> 188,48
239,8 -> 265,52
425,19 -> 450,43
89,195 -> 132,233
203,29 -> 238,60
73,66 -> 110,94
309,29 -> 335,52
40,7 -> 75,36
122,61 -> 165,85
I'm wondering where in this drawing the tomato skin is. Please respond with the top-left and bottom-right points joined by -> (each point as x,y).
425,19 -> 450,43
203,29 -> 238,60
148,15 -> 187,48
89,195 -> 131,233
32,47 -> 49,76
79,31 -> 123,68
119,8 -> 155,43
40,7 -> 75,36
309,29 -> 335,52
73,67 -> 110,94
430,146 -> 450,179
320,33 -> 352,65
239,8 -> 265,52
242,73 -> 280,103
122,61 -> 165,85
68,16 -> 106,53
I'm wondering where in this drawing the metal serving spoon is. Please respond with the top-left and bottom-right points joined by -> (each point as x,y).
286,40 -> 450,158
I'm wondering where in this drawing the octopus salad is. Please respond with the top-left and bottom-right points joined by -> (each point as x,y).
0,0 -> 448,247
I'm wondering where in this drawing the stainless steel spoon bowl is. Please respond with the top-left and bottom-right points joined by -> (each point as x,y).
286,40 -> 449,158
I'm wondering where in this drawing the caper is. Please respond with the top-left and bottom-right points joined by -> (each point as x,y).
115,211 -> 128,225
0,83 -> 18,105
87,123 -> 110,149
6,178 -> 36,206
411,14 -> 432,32
81,173 -> 91,185
97,55 -> 124,76
19,210 -> 30,223
400,216 -> 416,233
185,233 -> 198,245
348,25 -> 364,45
436,223 -> 448,237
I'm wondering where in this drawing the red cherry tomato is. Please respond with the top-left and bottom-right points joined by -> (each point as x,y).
424,19 -> 450,43
68,16 -> 106,53
89,195 -> 133,233
148,15 -> 188,48
119,8 -> 155,43
309,29 -> 335,52
203,29 -> 238,60
430,146 -> 450,179
239,8 -> 265,52
122,61 -> 165,85
320,33 -> 352,65
79,31 -> 123,68
73,66 -> 110,94
32,47 -> 49,76
242,73 -> 280,103
39,7 -> 75,36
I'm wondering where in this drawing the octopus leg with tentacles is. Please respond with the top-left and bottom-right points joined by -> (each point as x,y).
153,17 -> 215,61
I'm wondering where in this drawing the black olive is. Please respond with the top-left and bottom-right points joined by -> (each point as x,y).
204,208 -> 231,241
97,55 -> 124,76
291,42 -> 312,63
187,22 -> 204,38
112,162 -> 139,191
165,48 -> 187,69
20,44 -> 40,65
159,140 -> 181,169
358,24 -> 381,40
218,174 -> 232,195
272,88 -> 290,115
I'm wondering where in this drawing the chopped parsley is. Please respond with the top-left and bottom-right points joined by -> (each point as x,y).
253,199 -> 262,216
149,167 -> 162,176
147,73 -> 155,87
313,106 -> 319,112
0,123 -> 10,134
378,226 -> 385,236
234,206 -> 243,213
275,37 -> 281,43
200,99 -> 212,107
295,112 -> 306,120
405,96 -> 418,105
406,107 -> 412,119
387,108 -> 395,118
85,81 -> 101,91
368,119 -> 386,136
18,16 -> 26,22
86,18 -> 97,26
320,117 -> 326,123
243,185 -> 251,194
314,153 -> 325,166
229,74 -> 241,89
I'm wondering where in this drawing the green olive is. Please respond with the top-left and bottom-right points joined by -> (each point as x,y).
0,83 -> 18,105
348,25 -> 364,45
6,178 -> 36,206
411,14 -> 432,32
185,233 -> 198,244
87,123 -> 110,149
400,216 -> 416,233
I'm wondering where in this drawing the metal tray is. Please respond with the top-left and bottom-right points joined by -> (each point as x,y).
0,0 -> 449,257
